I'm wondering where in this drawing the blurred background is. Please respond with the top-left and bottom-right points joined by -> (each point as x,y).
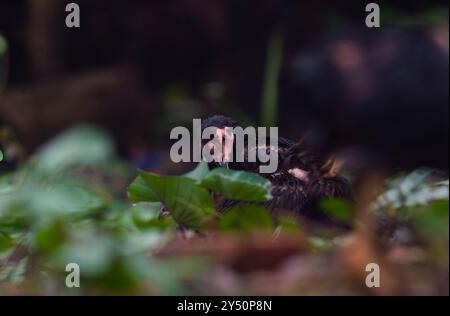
0,1 -> 448,295
1,0 -> 448,173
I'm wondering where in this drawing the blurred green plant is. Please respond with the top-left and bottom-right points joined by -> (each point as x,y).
0,125 -> 209,294
0,35 -> 7,57
1,123 -> 448,294
128,162 -> 273,232
373,169 -> 449,255
219,205 -> 274,232
134,171 -> 215,231
382,6 -> 449,27
0,33 -> 8,93
35,125 -> 115,173
199,167 -> 272,202
261,30 -> 283,127
319,197 -> 355,222
0,125 -> 278,294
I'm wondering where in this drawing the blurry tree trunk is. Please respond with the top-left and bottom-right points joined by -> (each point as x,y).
27,0 -> 62,78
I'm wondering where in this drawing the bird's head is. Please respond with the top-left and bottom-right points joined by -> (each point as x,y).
201,115 -> 239,168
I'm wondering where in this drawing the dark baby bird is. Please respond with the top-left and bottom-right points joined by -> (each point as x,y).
201,115 -> 353,223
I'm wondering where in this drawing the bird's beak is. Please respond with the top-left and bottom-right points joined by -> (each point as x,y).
216,127 -> 234,168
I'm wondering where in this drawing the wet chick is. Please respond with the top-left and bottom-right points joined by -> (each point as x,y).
200,115 -> 353,223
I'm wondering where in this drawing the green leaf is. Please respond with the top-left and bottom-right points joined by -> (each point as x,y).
35,125 -> 115,172
219,205 -> 274,232
412,199 -> 449,243
48,223 -> 115,278
200,168 -> 271,202
128,162 -> 211,203
128,174 -> 159,202
277,217 -> 300,233
319,198 -> 354,222
34,220 -> 67,253
131,202 -> 174,230
27,179 -> 106,219
0,231 -> 13,252
54,234 -> 114,277
139,171 -> 215,231
184,161 -> 210,181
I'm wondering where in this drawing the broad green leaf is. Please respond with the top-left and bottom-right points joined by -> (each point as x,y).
26,179 -> 106,219
139,171 -> 215,231
200,168 -> 271,202
319,198 -> 354,222
128,174 -> 159,202
184,161 -> 210,181
131,202 -> 174,230
219,204 -> 274,232
0,176 -> 105,226
35,125 -> 115,172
